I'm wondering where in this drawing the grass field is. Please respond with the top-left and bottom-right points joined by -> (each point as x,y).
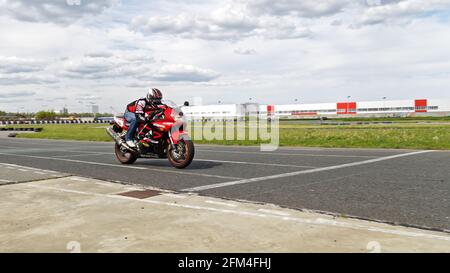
13,124 -> 112,142
6,120 -> 450,150
329,116 -> 450,122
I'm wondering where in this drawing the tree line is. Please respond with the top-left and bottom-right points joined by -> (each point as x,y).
0,110 -> 113,120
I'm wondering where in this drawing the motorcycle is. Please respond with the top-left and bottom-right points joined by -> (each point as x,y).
106,100 -> 195,169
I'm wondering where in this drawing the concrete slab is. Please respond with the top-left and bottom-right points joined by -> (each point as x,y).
0,163 -> 69,185
0,175 -> 449,253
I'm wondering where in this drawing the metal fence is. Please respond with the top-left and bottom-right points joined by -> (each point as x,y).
0,120 -> 111,125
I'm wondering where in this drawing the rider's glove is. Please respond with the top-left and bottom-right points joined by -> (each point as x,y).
136,113 -> 146,123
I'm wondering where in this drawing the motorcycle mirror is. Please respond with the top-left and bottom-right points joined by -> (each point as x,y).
183,101 -> 190,107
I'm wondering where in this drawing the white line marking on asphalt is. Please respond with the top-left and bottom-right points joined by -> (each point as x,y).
205,200 -> 238,207
197,149 -> 378,158
258,209 -> 291,216
25,183 -> 450,242
0,153 -> 147,169
70,177 -> 88,182
163,193 -> 187,199
183,150 -> 434,192
0,152 -> 242,180
2,147 -> 112,156
18,169 -> 29,172
34,171 -> 47,175
195,158 -> 316,169
0,145 -> 21,149
52,153 -> 111,158
196,144 -> 420,153
0,139 -> 96,147
94,182 -> 125,188
0,163 -> 59,174
3,150 -> 316,169
67,150 -> 113,154
109,188 -> 144,195
0,179 -> 11,183
6,166 -> 15,169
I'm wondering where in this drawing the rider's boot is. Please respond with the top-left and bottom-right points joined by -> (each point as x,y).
126,140 -> 136,148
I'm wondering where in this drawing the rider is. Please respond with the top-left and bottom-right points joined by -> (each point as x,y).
124,88 -> 163,148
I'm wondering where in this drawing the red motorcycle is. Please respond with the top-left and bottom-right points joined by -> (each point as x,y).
106,100 -> 195,169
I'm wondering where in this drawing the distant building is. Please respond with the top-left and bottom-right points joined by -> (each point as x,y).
91,105 -> 99,115
181,98 -> 450,120
265,98 -> 450,119
182,104 -> 246,121
60,107 -> 68,115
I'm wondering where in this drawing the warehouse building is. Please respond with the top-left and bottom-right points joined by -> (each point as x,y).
181,98 -> 450,120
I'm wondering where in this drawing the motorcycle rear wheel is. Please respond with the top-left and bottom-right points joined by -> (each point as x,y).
114,143 -> 137,164
167,139 -> 195,169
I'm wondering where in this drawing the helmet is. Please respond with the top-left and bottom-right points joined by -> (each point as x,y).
146,88 -> 163,104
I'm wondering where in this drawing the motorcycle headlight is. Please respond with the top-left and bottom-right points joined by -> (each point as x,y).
172,111 -> 184,122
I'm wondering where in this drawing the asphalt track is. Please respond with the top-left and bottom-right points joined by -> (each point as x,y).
0,136 -> 449,231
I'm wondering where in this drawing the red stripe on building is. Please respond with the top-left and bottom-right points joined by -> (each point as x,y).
337,102 -> 357,115
415,99 -> 427,113
267,105 -> 275,116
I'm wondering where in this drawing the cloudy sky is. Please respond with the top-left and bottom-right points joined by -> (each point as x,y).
1,0 -> 450,113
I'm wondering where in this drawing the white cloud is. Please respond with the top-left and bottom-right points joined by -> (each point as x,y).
153,64 -> 220,82
131,4 -> 311,41
1,0 -> 450,112
58,53 -> 219,83
77,94 -> 101,101
0,73 -> 58,85
0,0 -> 118,24
0,56 -> 46,73
63,57 -> 114,76
355,0 -> 450,26
0,55 -> 51,87
131,14 -> 258,41
0,90 -> 35,98
234,48 -> 257,55
85,52 -> 113,58
247,0 -> 350,17
60,52 -> 154,79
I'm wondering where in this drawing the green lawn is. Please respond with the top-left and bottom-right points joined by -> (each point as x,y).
14,124 -> 112,142
9,121 -> 450,150
328,116 -> 450,123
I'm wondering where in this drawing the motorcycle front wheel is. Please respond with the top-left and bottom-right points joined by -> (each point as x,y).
114,143 -> 137,164
167,139 -> 195,169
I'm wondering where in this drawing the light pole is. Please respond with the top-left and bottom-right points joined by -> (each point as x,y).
347,96 -> 351,114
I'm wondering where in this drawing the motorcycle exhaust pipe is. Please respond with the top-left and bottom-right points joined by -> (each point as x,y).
106,127 -> 122,144
106,127 -> 135,152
